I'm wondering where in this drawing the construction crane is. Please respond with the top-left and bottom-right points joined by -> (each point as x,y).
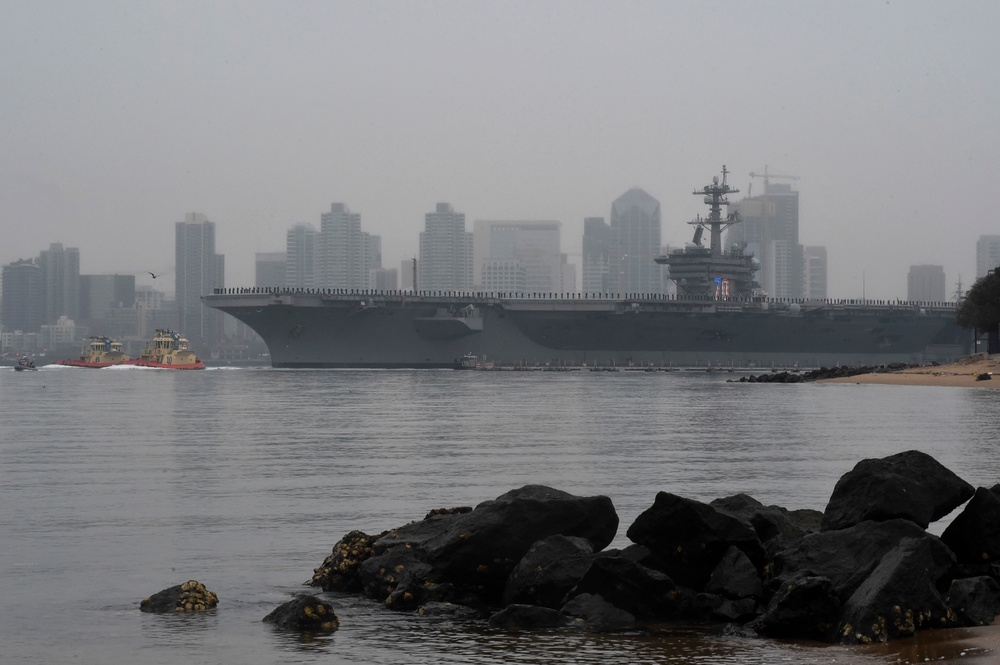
748,165 -> 799,196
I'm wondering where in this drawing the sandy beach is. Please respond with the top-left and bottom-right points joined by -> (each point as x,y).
822,354 -> 1000,389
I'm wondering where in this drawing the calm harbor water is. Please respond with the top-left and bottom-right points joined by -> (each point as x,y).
2,365 -> 998,664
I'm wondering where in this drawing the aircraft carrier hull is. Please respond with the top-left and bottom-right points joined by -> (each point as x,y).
205,291 -> 970,369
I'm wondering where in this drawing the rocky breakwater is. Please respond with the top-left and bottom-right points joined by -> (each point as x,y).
308,451 -> 1000,644
732,363 -> 915,384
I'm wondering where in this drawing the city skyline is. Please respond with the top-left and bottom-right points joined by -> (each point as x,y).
2,2 -> 998,299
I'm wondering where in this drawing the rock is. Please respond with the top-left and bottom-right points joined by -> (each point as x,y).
686,593 -> 759,623
503,535 -> 595,608
837,536 -> 955,644
945,576 -> 1000,626
772,519 -> 937,602
560,593 -> 636,631
941,486 -> 1000,564
564,555 -> 679,618
711,493 -> 820,557
262,594 -> 339,632
821,450 -> 973,531
757,576 -> 841,641
487,604 -> 569,630
139,580 -> 219,613
417,601 -> 483,619
626,492 -> 764,590
309,530 -> 381,591
359,485 -> 618,609
705,546 -> 763,600
975,373 -> 991,381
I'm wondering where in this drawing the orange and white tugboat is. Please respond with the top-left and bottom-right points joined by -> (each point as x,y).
127,329 -> 206,370
56,336 -> 131,368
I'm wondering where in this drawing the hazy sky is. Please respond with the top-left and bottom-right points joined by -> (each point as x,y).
2,1 -> 998,299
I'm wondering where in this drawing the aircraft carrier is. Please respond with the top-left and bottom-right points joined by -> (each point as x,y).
203,169 -> 970,368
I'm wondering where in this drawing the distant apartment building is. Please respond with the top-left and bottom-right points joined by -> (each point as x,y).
79,274 -> 137,337
135,286 -> 177,339
400,259 -> 416,291
976,235 -> 1000,279
175,213 -> 225,346
38,242 -> 80,324
255,252 -> 286,287
803,246 -> 828,299
419,202 -> 473,291
609,188 -> 662,294
907,264 -> 946,302
473,220 -> 572,292
318,204 -> 380,290
370,267 -> 398,290
728,182 -> 802,299
582,217 -> 611,294
286,224 -> 317,288
1,259 -> 44,333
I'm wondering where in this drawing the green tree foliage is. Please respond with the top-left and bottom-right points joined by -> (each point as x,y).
956,270 -> 1000,332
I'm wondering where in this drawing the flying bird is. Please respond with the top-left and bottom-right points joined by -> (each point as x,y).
148,272 -> 159,279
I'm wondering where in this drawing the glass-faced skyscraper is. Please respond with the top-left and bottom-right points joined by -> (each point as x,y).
609,188 -> 662,294
175,213 -> 225,347
418,202 -> 473,291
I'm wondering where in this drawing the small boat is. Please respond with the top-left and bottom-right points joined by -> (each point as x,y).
56,336 -> 131,368
127,329 -> 206,369
454,353 -> 479,370
14,357 -> 38,371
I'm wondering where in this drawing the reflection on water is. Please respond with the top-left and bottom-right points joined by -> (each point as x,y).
1,368 -> 998,664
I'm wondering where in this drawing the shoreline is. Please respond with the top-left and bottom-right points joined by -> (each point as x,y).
821,353 -> 999,389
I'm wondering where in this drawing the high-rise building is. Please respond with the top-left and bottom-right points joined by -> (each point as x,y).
175,213 -> 225,347
803,246 -> 828,299
255,252 -> 286,287
38,242 -> 80,325
473,220 -> 569,292
907,264 -> 946,302
80,274 -> 136,336
1,259 -> 44,333
286,224 -> 317,288
976,235 -> 1000,279
728,182 -> 802,299
609,188 -> 662,294
370,267 -> 398,290
418,202 -> 473,291
400,259 -> 416,291
582,217 -> 611,294
318,204 -> 380,290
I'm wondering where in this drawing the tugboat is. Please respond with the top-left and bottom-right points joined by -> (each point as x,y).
127,330 -> 206,370
14,356 -> 38,371
56,336 -> 131,368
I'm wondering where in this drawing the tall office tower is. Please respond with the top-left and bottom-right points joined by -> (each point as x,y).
1,259 -> 44,332
400,259 -> 416,291
907,264 -> 946,302
582,217 -> 611,293
286,224 -> 317,288
255,252 -> 286,287
418,202 -> 473,291
472,220 -> 567,292
728,182 -> 802,299
370,267 -> 398,290
609,188 -> 662,294
318,204 -> 379,289
38,242 -> 80,324
976,235 -> 1000,279
175,213 -> 225,347
803,246 -> 828,299
80,274 -> 137,337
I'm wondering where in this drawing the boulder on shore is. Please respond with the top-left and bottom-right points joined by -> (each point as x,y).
262,594 -> 339,632
140,580 -> 218,613
821,450 -> 973,531
941,486 -> 1000,564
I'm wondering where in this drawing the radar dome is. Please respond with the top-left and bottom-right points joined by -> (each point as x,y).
789,303 -> 801,314
751,258 -> 761,267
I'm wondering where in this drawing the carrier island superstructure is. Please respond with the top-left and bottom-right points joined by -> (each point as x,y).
204,169 -> 969,368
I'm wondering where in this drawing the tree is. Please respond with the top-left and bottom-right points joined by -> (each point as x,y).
956,269 -> 1000,354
